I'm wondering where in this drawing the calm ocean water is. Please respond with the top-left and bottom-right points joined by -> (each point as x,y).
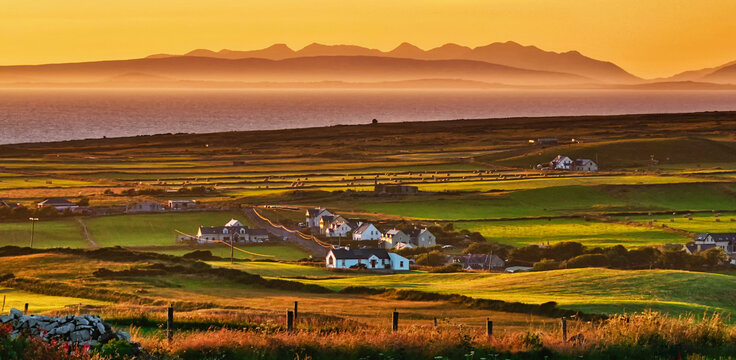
1,88 -> 736,145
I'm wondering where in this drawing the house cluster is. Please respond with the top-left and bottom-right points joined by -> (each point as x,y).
537,155 -> 598,172
126,200 -> 197,213
686,233 -> 736,261
191,218 -> 269,244
306,207 -> 436,249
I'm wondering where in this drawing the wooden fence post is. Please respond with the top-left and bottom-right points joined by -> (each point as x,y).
433,317 -> 437,328
294,301 -> 298,321
486,318 -> 493,337
561,317 -> 567,342
287,310 -> 294,331
1,295 -> 5,314
167,304 -> 174,343
392,309 -> 399,332
24,303 -> 28,314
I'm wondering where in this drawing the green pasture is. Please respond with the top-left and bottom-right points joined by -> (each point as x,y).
156,244 -> 309,261
493,138 -> 736,169
84,211 -> 251,247
0,287 -> 109,313
207,261 -> 335,277
0,219 -> 88,248
0,177 -> 100,190
356,183 -> 736,220
621,212 -> 736,234
455,218 -> 689,248
294,268 -> 736,317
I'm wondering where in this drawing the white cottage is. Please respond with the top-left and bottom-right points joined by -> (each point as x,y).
550,155 -> 573,170
306,208 -> 332,229
353,223 -> 381,241
325,248 -> 409,271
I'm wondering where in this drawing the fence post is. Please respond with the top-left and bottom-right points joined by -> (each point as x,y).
24,303 -> 28,315
167,304 -> 174,343
486,318 -> 493,337
1,295 -> 5,314
287,310 -> 294,331
561,317 -> 567,342
392,309 -> 399,332
294,301 -> 298,321
433,317 -> 437,328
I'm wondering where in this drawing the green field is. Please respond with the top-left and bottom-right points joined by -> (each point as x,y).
159,244 -> 310,261
292,268 -> 736,317
0,287 -> 108,313
84,211 -> 251,247
455,218 -> 689,248
355,183 -> 736,220
0,219 -> 88,248
621,212 -> 736,234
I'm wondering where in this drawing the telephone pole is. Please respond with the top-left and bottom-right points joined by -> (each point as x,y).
29,218 -> 39,248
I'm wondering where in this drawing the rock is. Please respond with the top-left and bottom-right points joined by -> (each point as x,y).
9,308 -> 23,318
76,317 -> 90,326
116,330 -> 131,342
95,322 -> 105,335
0,315 -> 11,323
70,329 -> 91,343
56,322 -> 75,335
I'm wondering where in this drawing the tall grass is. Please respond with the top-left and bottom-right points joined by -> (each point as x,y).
133,311 -> 736,360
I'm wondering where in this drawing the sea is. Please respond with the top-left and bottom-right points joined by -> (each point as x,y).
1,88 -> 736,145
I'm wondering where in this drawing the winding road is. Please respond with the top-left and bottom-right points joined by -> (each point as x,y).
244,208 -> 329,257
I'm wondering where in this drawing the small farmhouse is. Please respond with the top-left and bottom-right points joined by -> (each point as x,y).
321,215 -> 359,238
168,200 -> 196,210
550,155 -> 573,170
574,159 -> 598,172
37,198 -> 78,211
380,229 -> 411,249
306,207 -> 332,229
687,233 -> 736,255
374,185 -> 419,195
451,254 -> 505,270
325,247 -> 409,271
126,202 -> 165,213
196,219 -> 269,244
0,199 -> 20,208
353,223 -> 381,241
408,228 -> 436,247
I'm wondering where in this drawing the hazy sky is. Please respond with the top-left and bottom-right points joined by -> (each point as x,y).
2,0 -> 735,78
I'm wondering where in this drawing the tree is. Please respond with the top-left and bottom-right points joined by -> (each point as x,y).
416,251 -> 447,266
533,259 -> 561,271
699,248 -> 728,267
563,254 -> 609,269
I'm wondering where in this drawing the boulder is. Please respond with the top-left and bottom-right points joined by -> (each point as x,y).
9,308 -> 23,318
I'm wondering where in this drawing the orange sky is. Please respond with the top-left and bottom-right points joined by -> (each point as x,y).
2,0 -> 735,78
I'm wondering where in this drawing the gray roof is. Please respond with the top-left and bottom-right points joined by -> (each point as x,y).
686,243 -> 717,254
385,229 -> 405,237
198,225 -> 248,235
409,228 -> 433,239
330,248 -> 389,260
38,198 -> 75,206
307,208 -> 327,217
696,233 -> 736,242
353,223 -> 375,235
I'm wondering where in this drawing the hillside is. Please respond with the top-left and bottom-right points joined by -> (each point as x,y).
0,56 -> 590,86
145,41 -> 640,83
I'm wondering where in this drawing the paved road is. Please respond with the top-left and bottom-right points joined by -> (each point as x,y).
244,208 -> 328,257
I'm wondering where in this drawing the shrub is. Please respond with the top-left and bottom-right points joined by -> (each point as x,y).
429,263 -> 463,273
533,259 -> 561,271
563,254 -> 609,269
416,250 -> 447,266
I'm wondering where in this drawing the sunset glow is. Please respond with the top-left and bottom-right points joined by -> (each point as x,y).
3,0 -> 736,78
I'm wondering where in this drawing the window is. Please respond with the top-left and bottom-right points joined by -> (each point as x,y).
400,261 -> 404,268
328,256 -> 334,266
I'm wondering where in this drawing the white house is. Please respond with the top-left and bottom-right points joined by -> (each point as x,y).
325,247 -> 409,271
574,159 -> 598,172
408,228 -> 437,247
322,216 -> 359,238
195,219 -> 269,243
353,223 -> 381,241
306,208 -> 332,228
37,198 -> 78,211
168,200 -> 196,210
550,155 -> 573,170
126,202 -> 165,213
381,229 -> 411,249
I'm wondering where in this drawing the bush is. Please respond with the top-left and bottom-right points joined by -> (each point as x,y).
533,259 -> 561,271
416,250 -> 447,266
429,263 -> 464,273
563,254 -> 609,269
